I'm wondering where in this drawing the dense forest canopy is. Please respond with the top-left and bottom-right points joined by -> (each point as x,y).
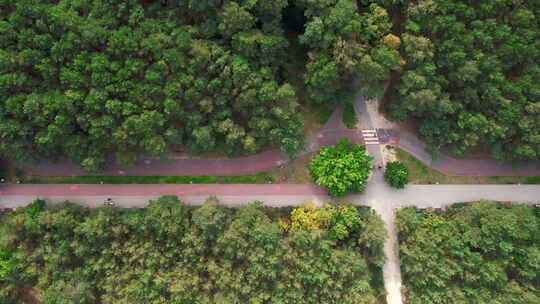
383,0 -> 540,162
0,0 -> 399,172
397,201 -> 540,304
0,198 -> 387,303
299,0 -> 401,101
1,0 -> 539,170
0,0 -> 305,171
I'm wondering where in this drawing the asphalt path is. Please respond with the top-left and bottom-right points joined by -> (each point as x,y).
396,128 -> 540,176
0,184 -> 329,208
1,184 -> 538,207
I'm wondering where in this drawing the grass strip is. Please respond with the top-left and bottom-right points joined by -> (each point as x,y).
23,173 -> 275,184
394,147 -> 540,184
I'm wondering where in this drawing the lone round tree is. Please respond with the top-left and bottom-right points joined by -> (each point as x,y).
384,161 -> 409,189
309,138 -> 373,196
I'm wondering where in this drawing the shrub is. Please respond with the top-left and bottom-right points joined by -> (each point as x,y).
26,199 -> 46,219
384,161 -> 409,188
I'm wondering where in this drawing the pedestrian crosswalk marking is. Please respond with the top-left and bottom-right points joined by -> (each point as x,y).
361,129 -> 379,145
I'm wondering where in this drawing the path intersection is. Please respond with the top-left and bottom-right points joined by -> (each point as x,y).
1,90 -> 540,304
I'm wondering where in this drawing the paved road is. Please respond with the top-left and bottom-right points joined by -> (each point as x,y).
0,194 -> 330,209
2,184 -> 538,206
1,182 -> 539,304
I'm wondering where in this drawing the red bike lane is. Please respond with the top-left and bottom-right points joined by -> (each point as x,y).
0,184 -> 326,197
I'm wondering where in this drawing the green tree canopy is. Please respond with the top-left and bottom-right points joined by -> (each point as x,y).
0,0 -> 303,171
298,0 -> 401,102
0,197 -> 387,303
386,0 -> 540,163
309,138 -> 374,196
397,201 -> 540,304
384,161 -> 409,188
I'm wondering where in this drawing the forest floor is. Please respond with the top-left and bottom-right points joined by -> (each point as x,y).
267,153 -> 314,184
301,104 -> 332,136
14,173 -> 275,185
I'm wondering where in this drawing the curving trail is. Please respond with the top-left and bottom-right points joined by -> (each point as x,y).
10,90 -> 540,177
395,126 -> 540,177
11,105 -> 364,176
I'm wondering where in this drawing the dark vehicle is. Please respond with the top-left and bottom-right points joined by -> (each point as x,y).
104,198 -> 115,206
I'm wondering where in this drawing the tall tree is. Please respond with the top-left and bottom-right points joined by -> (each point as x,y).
298,0 -> 401,102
